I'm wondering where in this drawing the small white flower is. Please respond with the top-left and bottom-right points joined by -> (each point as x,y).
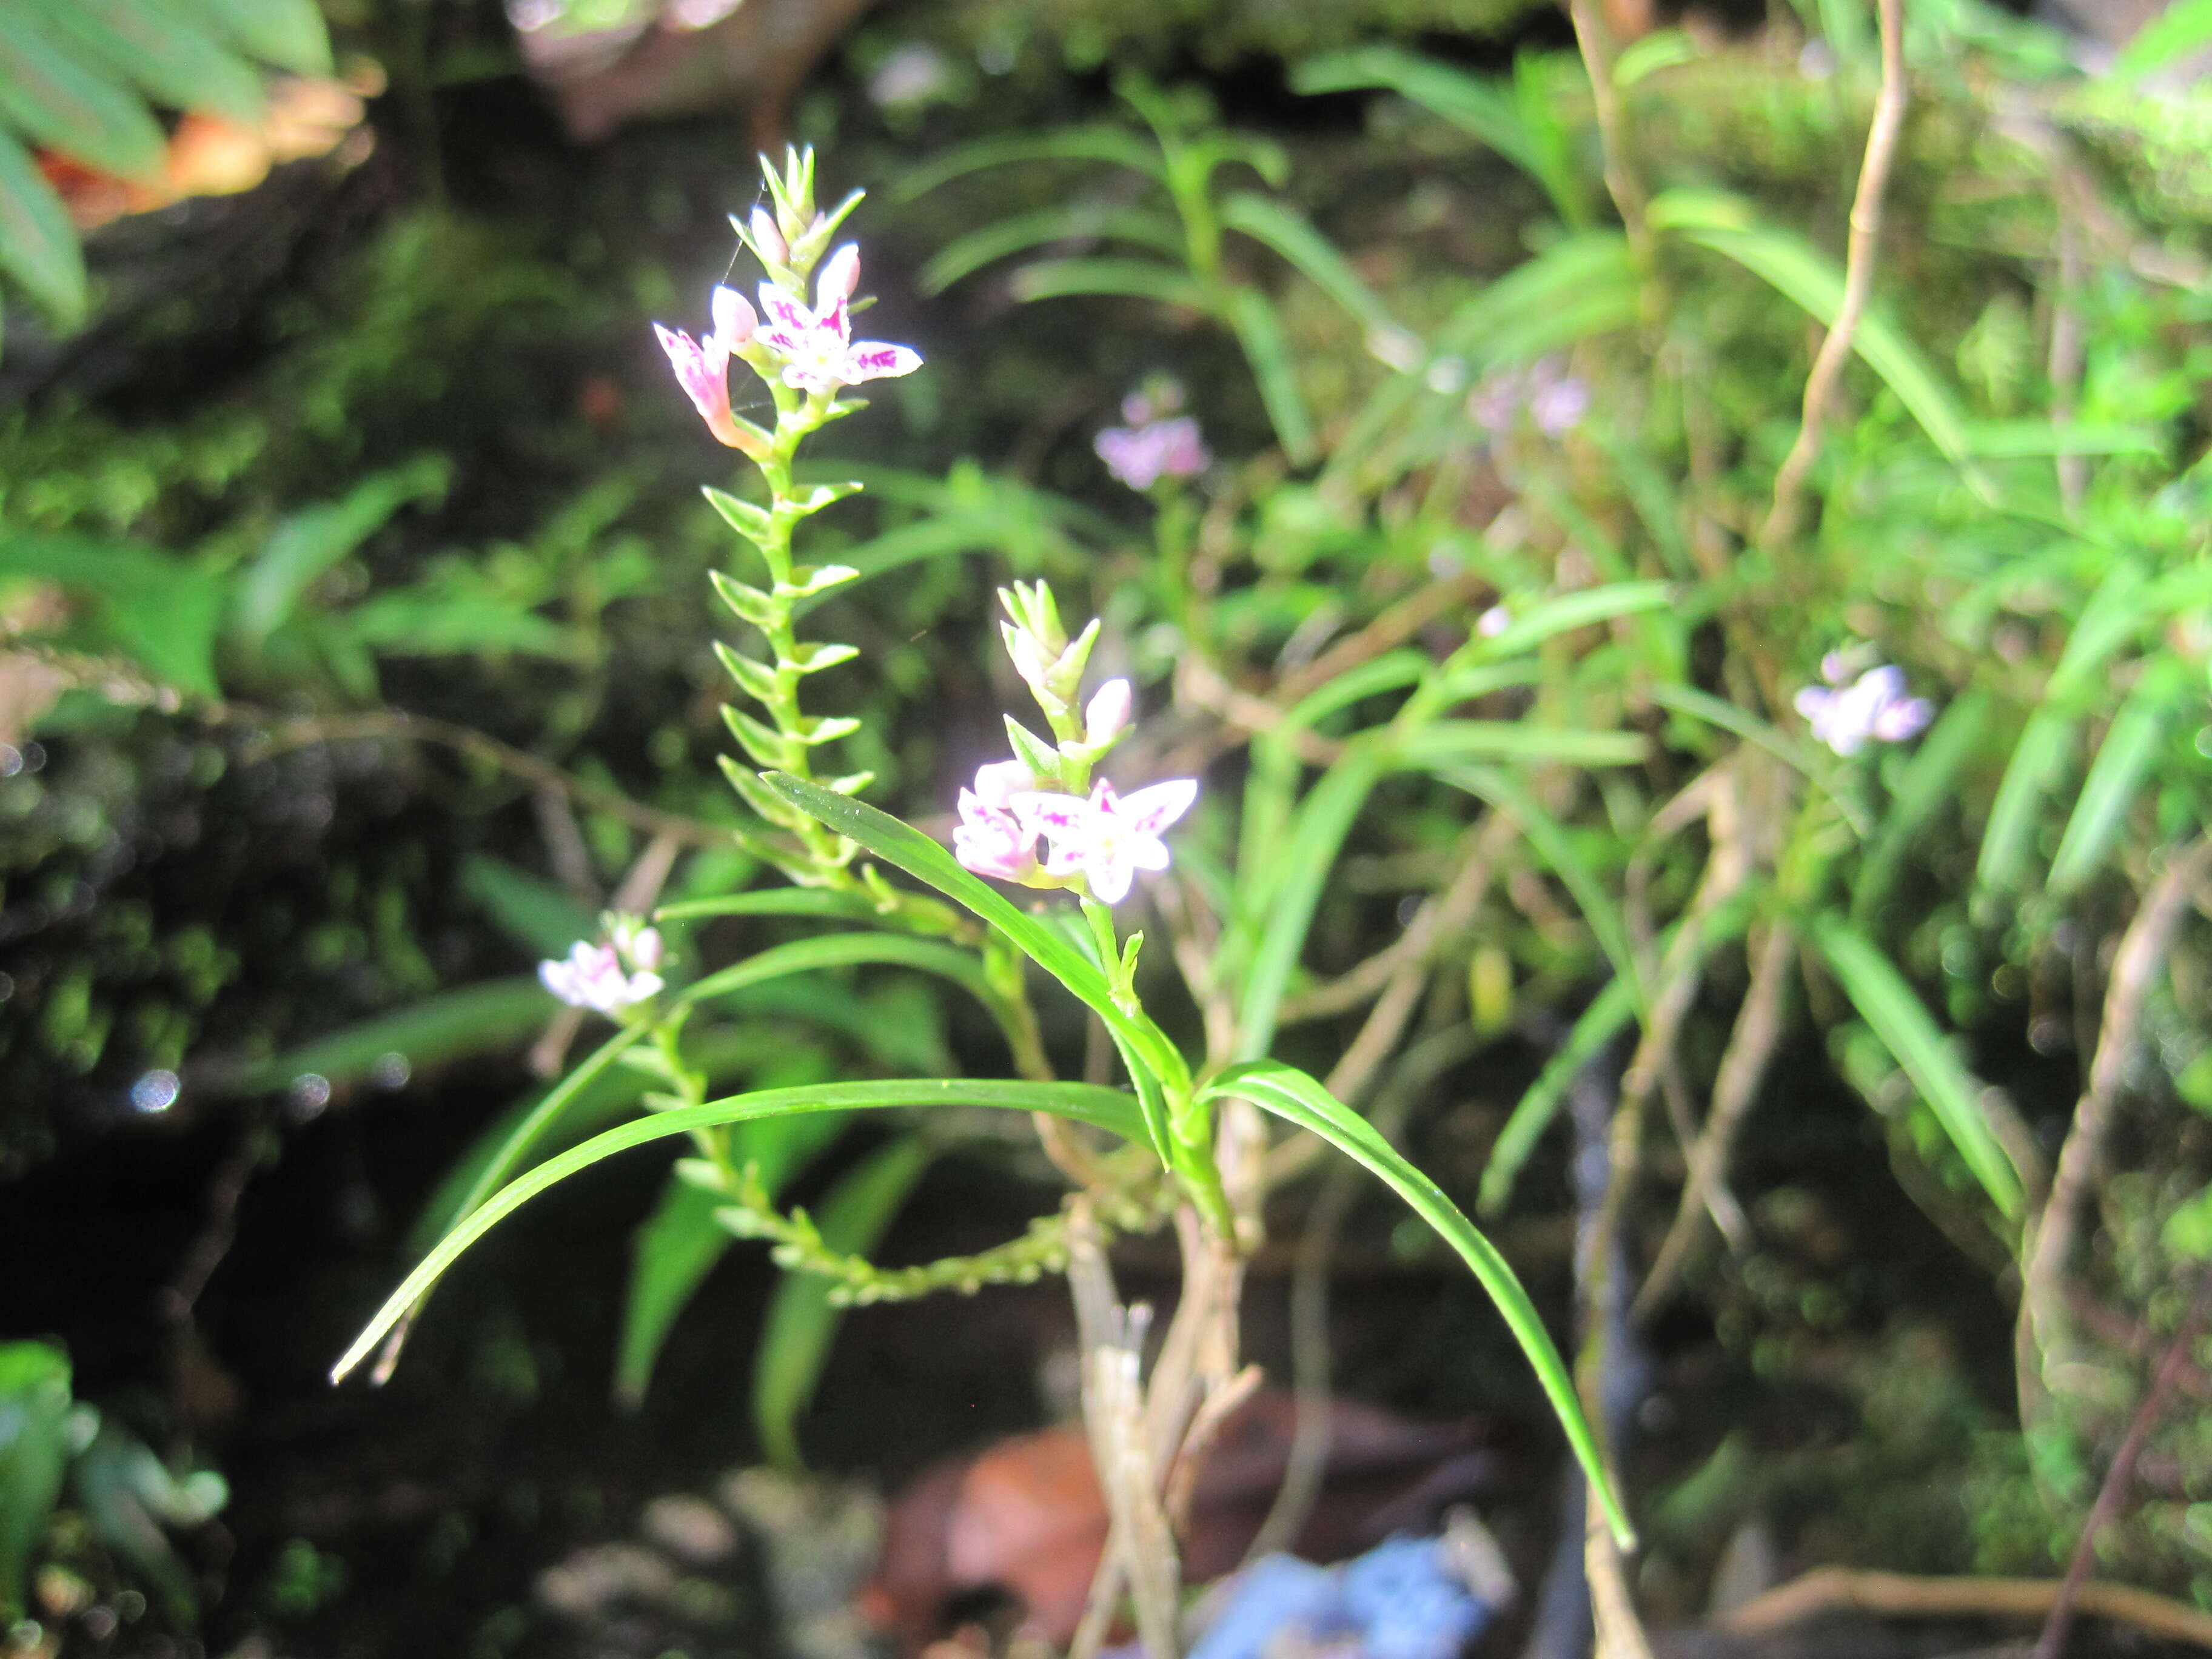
1794,661 -> 1933,756
754,255 -> 922,395
1476,605 -> 1512,638
1012,777 -> 1198,905
539,941 -> 662,1015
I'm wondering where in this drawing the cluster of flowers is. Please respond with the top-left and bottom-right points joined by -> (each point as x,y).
540,916 -> 664,1016
655,207 -> 920,453
1467,355 -> 1590,438
952,586 -> 1196,906
1795,651 -> 1933,757
1094,380 -> 1210,491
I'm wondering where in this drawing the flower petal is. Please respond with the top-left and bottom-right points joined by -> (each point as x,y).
1117,779 -> 1197,837
1012,791 -> 1091,837
1085,852 -> 1134,905
845,341 -> 922,382
1126,834 -> 1172,873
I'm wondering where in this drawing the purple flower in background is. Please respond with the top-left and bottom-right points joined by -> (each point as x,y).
1095,415 -> 1210,490
1013,776 -> 1197,904
1467,355 -> 1588,438
1794,654 -> 1933,756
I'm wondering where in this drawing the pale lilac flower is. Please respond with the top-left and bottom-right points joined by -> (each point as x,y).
868,43 -> 952,109
754,252 -> 922,394
654,285 -> 756,449
610,917 -> 665,973
1013,777 -> 1198,905
1084,679 -> 1132,746
1529,374 -> 1590,436
1794,660 -> 1932,756
971,757 -> 1034,806
1094,416 -> 1210,491
1476,605 -> 1512,638
954,788 -> 1039,881
540,940 -> 662,1015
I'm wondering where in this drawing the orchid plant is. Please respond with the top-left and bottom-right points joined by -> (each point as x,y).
328,148 -> 1627,1659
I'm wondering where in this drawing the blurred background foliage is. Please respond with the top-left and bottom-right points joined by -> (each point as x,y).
4,0 -> 2212,1653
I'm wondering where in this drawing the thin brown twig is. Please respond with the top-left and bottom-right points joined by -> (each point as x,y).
1761,0 -> 1909,549
2020,834 -> 2212,1419
235,707 -> 737,848
1566,0 -> 1651,270
2034,1264 -> 2212,1659
1723,1567 -> 2212,1652
1632,917 -> 1794,1323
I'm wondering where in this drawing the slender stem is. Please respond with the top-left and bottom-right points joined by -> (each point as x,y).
2033,1265 -> 2212,1659
1761,0 -> 1908,549
1567,0 -> 1651,272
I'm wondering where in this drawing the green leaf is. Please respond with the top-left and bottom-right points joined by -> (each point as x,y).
1224,286 -> 1317,465
0,6 -> 166,180
1651,191 -> 1971,466
1009,257 -> 1212,311
29,0 -> 267,126
196,0 -> 331,73
753,1137 -> 928,1469
332,1078 -> 1147,1382
458,854 -> 597,957
2048,662 -> 2186,895
894,125 -> 1167,201
757,773 -> 1190,1099
655,890 -> 886,925
0,1341 -> 73,1621
1401,721 -> 1647,769
1809,916 -> 2023,1218
1204,1060 -> 1632,1548
0,532 -> 228,698
1292,45 -> 1588,226
0,127 -> 85,330
2115,0 -> 2212,74
1435,764 -> 1646,1011
1479,976 -> 1638,1216
679,931 -> 996,1013
919,203 -> 1185,295
614,1176 -> 733,1409
1852,689 -> 1989,926
232,458 -> 451,650
234,976 -> 554,1094
1219,192 -> 1403,341
1233,739 -> 1391,1059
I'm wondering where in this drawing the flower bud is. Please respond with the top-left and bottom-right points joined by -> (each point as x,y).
1084,679 -> 1131,746
816,243 -> 860,307
711,285 -> 756,348
972,757 -> 1034,807
750,206 -> 788,265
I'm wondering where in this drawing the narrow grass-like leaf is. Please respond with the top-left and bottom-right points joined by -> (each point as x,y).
332,1078 -> 1145,1382
1435,763 -> 1646,1011
1852,689 -> 1988,927
655,890 -> 886,923
2049,663 -> 2185,895
677,933 -> 996,1011
1225,287 -> 1318,464
1479,976 -> 1637,1216
920,203 -> 1185,294
1220,192 -> 1403,340
614,1177 -> 734,1410
754,1137 -> 928,1469
235,977 -> 553,1094
1652,192 -> 1970,465
1010,258 -> 1211,310
1204,1059 -> 1633,1547
1235,740 -> 1391,1059
0,129 -> 84,329
1401,721 -> 1647,769
893,126 -> 1166,200
1809,916 -> 2023,1218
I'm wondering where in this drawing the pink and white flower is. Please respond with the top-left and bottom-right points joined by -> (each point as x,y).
1794,655 -> 1932,756
1084,679 -> 1132,747
539,940 -> 663,1015
1012,777 -> 1198,905
954,760 -> 1044,881
754,251 -> 922,395
654,285 -> 757,450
